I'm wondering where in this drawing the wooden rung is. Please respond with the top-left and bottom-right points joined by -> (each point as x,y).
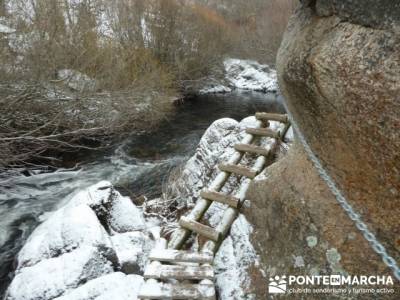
148,249 -> 213,264
144,263 -> 214,281
200,190 -> 240,208
256,112 -> 289,123
139,281 -> 216,300
219,163 -> 257,179
246,127 -> 280,139
179,216 -> 221,242
234,143 -> 270,157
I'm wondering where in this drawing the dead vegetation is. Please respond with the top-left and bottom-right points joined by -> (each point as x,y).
0,82 -> 174,170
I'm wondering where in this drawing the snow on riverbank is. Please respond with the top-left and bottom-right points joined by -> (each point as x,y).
225,58 -> 278,92
201,58 -> 278,94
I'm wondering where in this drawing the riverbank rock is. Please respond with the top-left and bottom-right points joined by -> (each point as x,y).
200,58 -> 278,94
243,1 -> 399,298
224,58 -> 278,93
5,182 -> 155,300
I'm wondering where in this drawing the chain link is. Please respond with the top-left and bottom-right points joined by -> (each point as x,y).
279,97 -> 400,282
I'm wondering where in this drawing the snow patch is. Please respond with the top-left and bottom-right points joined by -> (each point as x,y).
224,58 -> 278,92
108,195 -> 146,233
17,204 -> 112,270
7,246 -> 115,300
200,85 -> 232,94
200,58 -> 278,95
0,23 -> 15,34
111,232 -> 153,274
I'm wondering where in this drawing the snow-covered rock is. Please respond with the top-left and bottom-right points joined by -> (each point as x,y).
224,58 -> 278,92
214,215 -> 262,300
172,118 -> 242,207
7,246 -> 115,300
57,69 -> 97,92
5,182 -> 153,300
65,181 -> 113,208
199,58 -> 278,95
16,204 -> 112,270
108,196 -> 146,233
111,232 -> 153,274
54,273 -> 144,300
66,181 -> 146,233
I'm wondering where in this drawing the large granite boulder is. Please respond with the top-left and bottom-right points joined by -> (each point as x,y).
245,1 -> 399,298
5,182 -> 154,300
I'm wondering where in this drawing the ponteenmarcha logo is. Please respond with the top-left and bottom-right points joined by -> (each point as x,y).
267,275 -> 394,296
269,275 -> 287,294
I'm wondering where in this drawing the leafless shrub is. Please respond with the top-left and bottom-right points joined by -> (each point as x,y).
0,82 -> 174,170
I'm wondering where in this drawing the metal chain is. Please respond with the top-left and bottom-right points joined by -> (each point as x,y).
279,96 -> 400,281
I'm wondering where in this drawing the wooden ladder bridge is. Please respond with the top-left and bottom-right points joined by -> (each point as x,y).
138,112 -> 291,299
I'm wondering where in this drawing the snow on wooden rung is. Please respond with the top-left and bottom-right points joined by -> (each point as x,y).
144,263 -> 214,281
179,216 -> 222,242
139,281 -> 216,300
218,163 -> 258,179
200,190 -> 240,208
246,127 -> 280,139
148,249 -> 213,264
234,143 -> 271,157
255,112 -> 289,123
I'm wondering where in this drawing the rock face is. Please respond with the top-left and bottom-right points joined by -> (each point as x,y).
5,182 -> 154,300
245,143 -> 397,298
244,0 -> 399,297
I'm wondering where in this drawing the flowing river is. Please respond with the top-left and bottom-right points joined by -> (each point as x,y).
0,91 -> 284,294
